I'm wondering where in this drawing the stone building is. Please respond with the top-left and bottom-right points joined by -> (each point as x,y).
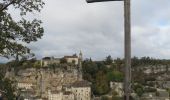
48,80 -> 91,100
62,92 -> 75,100
42,57 -> 60,67
64,55 -> 79,65
48,90 -> 75,100
71,80 -> 91,100
78,51 -> 83,81
17,81 -> 35,90
48,90 -> 62,100
42,52 -> 82,67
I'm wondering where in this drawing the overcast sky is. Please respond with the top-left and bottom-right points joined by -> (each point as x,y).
1,0 -> 170,62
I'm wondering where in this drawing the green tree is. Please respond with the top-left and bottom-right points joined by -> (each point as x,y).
82,59 -> 98,82
107,71 -> 123,82
60,58 -> 67,64
96,61 -> 108,73
0,0 -> 44,97
82,59 -> 98,75
136,88 -> 144,97
105,55 -> 113,65
132,56 -> 140,67
33,61 -> 41,68
93,71 -> 110,95
133,83 -> 144,97
114,58 -> 124,71
0,0 -> 44,58
167,88 -> 170,97
0,73 -> 16,99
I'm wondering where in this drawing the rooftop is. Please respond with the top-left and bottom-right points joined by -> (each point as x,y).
72,80 -> 91,87
64,54 -> 78,58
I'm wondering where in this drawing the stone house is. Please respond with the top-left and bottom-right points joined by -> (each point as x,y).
42,57 -> 60,67
42,52 -> 82,66
48,80 -> 91,100
48,90 -> 63,100
64,55 -> 79,65
17,81 -> 35,90
48,90 -> 75,100
71,80 -> 91,100
62,91 -> 75,100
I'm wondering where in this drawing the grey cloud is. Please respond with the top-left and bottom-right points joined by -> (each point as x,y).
23,0 -> 170,60
1,0 -> 170,63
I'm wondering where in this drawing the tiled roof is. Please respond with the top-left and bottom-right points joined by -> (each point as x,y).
71,80 -> 91,87
64,55 -> 78,58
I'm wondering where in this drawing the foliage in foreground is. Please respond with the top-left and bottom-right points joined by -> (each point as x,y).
0,73 -> 16,99
0,0 -> 44,59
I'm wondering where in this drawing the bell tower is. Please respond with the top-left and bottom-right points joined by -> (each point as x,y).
78,51 -> 83,80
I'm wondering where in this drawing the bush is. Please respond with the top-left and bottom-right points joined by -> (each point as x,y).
107,71 -> 123,82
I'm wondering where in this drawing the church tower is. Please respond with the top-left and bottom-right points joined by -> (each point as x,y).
78,51 -> 83,81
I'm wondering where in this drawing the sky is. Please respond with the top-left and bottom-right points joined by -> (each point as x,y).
1,0 -> 170,62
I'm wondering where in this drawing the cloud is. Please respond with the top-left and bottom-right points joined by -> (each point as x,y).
1,0 -> 170,63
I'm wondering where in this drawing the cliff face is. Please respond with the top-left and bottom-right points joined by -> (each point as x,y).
134,64 -> 170,74
5,66 -> 79,97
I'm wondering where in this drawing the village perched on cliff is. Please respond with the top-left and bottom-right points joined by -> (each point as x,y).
3,52 -> 93,100
1,53 -> 170,100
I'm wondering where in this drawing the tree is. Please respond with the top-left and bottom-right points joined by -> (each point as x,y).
0,1 -> 44,97
167,88 -> 170,97
114,58 -> 124,71
82,59 -> 98,75
93,71 -> 110,95
105,55 -> 113,65
133,83 -> 144,97
82,59 -> 98,82
0,73 -> 16,99
136,88 -> 144,97
0,0 -> 44,58
96,61 -> 108,73
33,61 -> 41,68
107,71 -> 123,82
60,58 -> 67,64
